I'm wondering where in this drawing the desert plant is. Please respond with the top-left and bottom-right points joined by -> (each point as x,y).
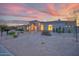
41,30 -> 52,36
8,31 -> 18,38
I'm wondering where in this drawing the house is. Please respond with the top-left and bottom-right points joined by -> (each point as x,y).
26,19 -> 76,33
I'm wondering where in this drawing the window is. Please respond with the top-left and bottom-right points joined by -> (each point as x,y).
48,24 -> 53,31
30,24 -> 37,31
40,24 -> 44,31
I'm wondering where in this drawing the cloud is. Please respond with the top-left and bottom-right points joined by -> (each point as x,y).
0,3 -> 51,21
45,4 -> 60,16
0,3 -> 79,21
60,4 -> 79,16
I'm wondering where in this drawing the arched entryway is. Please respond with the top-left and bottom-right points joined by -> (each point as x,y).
30,24 -> 37,31
48,24 -> 53,31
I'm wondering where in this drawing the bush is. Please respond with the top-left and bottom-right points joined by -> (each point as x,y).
8,32 -> 16,35
68,28 -> 72,33
41,30 -> 52,36
13,35 -> 18,38
58,27 -> 61,33
62,28 -> 64,33
16,28 -> 24,31
56,27 -> 64,33
8,31 -> 18,38
16,29 -> 24,33
56,28 -> 60,33
56,28 -> 58,33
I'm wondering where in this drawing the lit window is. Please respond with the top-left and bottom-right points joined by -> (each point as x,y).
27,26 -> 29,30
48,24 -> 53,31
30,24 -> 37,31
40,24 -> 44,31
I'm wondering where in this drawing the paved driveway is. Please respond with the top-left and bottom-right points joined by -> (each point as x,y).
0,32 -> 79,56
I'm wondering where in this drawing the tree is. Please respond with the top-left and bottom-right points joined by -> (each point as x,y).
0,25 -> 6,36
4,27 -> 10,35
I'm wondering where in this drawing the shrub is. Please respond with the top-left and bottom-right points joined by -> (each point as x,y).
58,27 -> 62,33
16,29 -> 24,33
56,27 -> 64,33
13,35 -> 18,38
56,28 -> 58,33
68,28 -> 72,33
41,30 -> 52,36
8,32 -> 16,35
8,31 -> 18,38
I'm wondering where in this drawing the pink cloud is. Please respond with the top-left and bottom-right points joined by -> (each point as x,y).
45,4 -> 60,16
0,4 -> 51,21
0,4 -> 51,20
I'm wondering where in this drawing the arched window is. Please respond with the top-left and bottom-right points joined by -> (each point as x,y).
40,24 -> 44,31
30,24 -> 37,31
48,24 -> 53,31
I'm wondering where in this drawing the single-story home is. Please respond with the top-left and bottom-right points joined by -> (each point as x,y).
26,19 -> 77,33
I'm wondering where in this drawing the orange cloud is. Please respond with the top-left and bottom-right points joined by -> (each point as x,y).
59,3 -> 79,20
1,3 -> 79,21
61,4 -> 79,14
66,4 -> 79,11
46,4 -> 60,16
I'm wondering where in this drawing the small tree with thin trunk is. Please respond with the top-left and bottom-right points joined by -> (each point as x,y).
0,25 -> 7,37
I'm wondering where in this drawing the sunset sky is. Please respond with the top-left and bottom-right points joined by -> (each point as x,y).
0,3 -> 79,21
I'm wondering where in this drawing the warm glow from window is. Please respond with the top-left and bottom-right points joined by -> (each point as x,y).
27,26 -> 29,30
40,24 -> 44,31
30,24 -> 35,31
30,24 -> 37,31
48,24 -> 53,31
